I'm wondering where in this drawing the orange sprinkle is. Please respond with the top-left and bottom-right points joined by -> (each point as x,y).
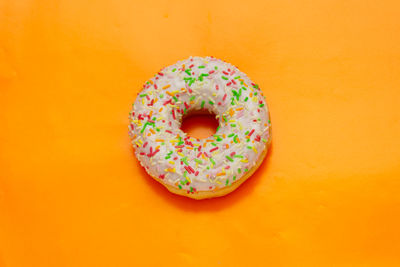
229,108 -> 234,117
156,139 -> 164,142
250,92 -> 253,97
186,146 -> 193,150
156,145 -> 160,150
147,133 -> 151,136
222,134 -> 226,138
236,107 -> 243,111
163,84 -> 171,90
159,107 -> 163,112
216,172 -> 226,176
150,129 -> 155,134
149,80 -> 153,84
167,91 -> 174,96
149,110 -> 153,117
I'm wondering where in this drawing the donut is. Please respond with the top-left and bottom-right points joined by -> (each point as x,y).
129,57 -> 271,199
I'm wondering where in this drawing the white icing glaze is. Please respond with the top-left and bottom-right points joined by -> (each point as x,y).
129,57 -> 271,195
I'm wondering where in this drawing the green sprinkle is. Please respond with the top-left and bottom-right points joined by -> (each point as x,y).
226,156 -> 234,162
172,68 -> 177,72
242,86 -> 247,91
194,159 -> 203,164
247,146 -> 253,149
211,142 -> 217,146
268,119 -> 271,123
180,180 -> 186,185
210,158 -> 216,165
178,184 -> 182,189
214,66 -> 218,70
140,94 -> 147,97
185,69 -> 191,76
209,100 -> 214,105
245,131 -> 249,135
233,176 -> 237,181
140,122 -> 148,133
156,128 -> 160,132
223,115 -> 228,122
259,104 -> 264,108
253,84 -> 259,89
216,126 -> 220,132
234,154 -> 243,158
237,168 -> 241,174
207,166 -> 210,170
230,124 -> 236,127
262,138 -> 267,143
221,76 -> 228,80
225,179 -> 229,186
190,187 -> 194,192
182,157 -> 189,165
198,65 -> 205,69
244,168 -> 249,172
228,133 -> 235,137
189,78 -> 196,86
201,100 -> 205,108
233,135 -> 239,143
234,75 -> 241,79
244,97 -> 249,102
159,94 -> 164,98
246,138 -> 250,142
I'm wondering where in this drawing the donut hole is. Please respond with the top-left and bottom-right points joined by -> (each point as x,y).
180,111 -> 219,139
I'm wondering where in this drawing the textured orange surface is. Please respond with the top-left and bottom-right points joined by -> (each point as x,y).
1,0 -> 400,266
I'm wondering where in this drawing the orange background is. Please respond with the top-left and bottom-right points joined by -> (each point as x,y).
1,0 -> 400,266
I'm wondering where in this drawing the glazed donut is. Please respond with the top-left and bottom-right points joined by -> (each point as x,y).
129,57 -> 271,199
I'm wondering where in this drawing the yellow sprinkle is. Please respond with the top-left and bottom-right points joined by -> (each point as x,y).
186,177 -> 191,183
252,147 -> 258,153
212,93 -> 216,96
165,168 -> 176,173
241,159 -> 248,163
135,142 -> 141,147
163,84 -> 171,90
178,152 -> 184,157
216,180 -> 222,185
253,97 -> 258,102
157,117 -> 164,121
167,90 -> 179,96
142,99 -> 145,105
168,161 -> 175,165
138,139 -> 143,144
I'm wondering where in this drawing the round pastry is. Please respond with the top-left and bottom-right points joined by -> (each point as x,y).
129,56 -> 271,199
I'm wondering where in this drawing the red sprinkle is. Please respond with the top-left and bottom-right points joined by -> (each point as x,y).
209,70 -> 215,74
248,129 -> 255,136
223,94 -> 227,101
209,147 -> 219,152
